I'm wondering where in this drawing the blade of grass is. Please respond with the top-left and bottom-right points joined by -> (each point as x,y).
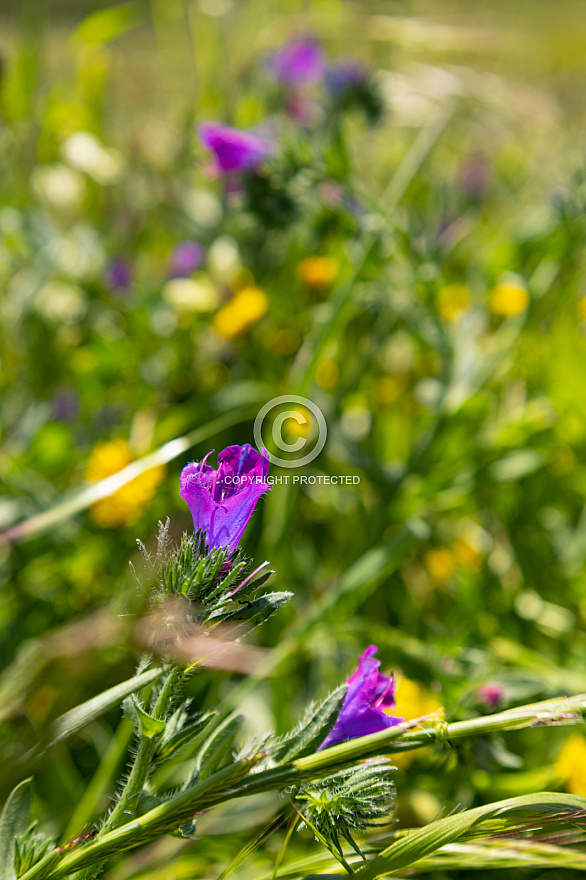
1,407 -> 254,544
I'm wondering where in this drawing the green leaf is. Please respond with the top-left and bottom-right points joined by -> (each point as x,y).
48,667 -> 162,748
273,686 -> 347,765
351,793 -> 586,879
135,705 -> 166,740
210,592 -> 293,627
156,711 -> 216,761
74,2 -> 142,45
0,778 -> 33,880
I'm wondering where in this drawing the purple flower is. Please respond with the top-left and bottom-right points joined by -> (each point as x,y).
319,646 -> 403,751
477,683 -> 504,709
460,154 -> 491,200
106,257 -> 133,292
199,123 -> 274,175
180,444 -> 270,552
168,241 -> 205,278
325,58 -> 367,95
270,37 -> 325,84
54,388 -> 80,422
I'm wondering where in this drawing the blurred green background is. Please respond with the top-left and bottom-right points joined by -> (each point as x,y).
2,0 -> 586,877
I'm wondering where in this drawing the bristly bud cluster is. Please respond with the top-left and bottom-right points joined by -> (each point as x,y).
135,519 -> 291,630
292,758 -> 397,858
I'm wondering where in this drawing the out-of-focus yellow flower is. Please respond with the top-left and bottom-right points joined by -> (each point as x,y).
436,284 -> 470,322
315,359 -> 339,390
556,734 -> 586,796
212,286 -> 268,339
392,677 -> 443,768
283,406 -> 314,440
424,547 -> 457,581
452,538 -> 483,572
373,376 -> 399,405
298,256 -> 339,291
487,280 -> 529,316
85,439 -> 165,528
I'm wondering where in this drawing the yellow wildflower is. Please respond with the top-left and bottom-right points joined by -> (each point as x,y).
85,439 -> 165,528
556,734 -> 586,796
452,538 -> 483,572
373,376 -> 399,405
392,677 -> 443,768
487,280 -> 529,316
315,359 -> 339,390
436,284 -> 470,322
424,547 -> 457,581
298,256 -> 339,291
282,406 -> 314,440
212,286 -> 268,340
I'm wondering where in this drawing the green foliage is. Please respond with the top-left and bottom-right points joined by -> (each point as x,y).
0,779 -> 33,880
3,1 -> 586,878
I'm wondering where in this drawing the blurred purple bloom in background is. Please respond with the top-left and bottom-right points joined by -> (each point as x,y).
54,388 -> 80,422
460,154 -> 491,200
270,36 -> 325,84
477,682 -> 505,709
180,443 -> 270,552
319,645 -> 403,750
325,58 -> 367,94
106,257 -> 133,292
168,241 -> 205,278
199,122 -> 275,175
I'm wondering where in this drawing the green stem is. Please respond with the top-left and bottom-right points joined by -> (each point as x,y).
100,667 -> 183,834
62,717 -> 133,842
21,693 -> 586,880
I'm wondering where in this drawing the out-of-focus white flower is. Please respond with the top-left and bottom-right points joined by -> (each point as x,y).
163,276 -> 220,313
45,225 -> 105,280
207,235 -> 241,284
35,281 -> 87,324
341,404 -> 372,441
32,164 -> 86,211
62,131 -> 125,184
181,188 -> 223,229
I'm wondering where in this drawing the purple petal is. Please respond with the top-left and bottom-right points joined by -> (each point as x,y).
199,122 -> 274,173
270,38 -> 325,84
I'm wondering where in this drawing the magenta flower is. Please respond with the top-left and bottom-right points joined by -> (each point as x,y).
319,646 -> 403,750
106,257 -> 133,292
199,122 -> 274,175
477,683 -> 505,709
180,444 -> 270,552
168,241 -> 205,278
270,37 -> 325,84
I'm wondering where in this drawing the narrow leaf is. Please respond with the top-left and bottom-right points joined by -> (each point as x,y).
0,778 -> 33,880
48,667 -> 162,748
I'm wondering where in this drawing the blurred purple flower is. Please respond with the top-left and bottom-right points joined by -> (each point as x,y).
325,58 -> 367,94
180,444 -> 270,552
477,683 -> 505,709
199,122 -> 274,175
106,257 -> 133,293
54,388 -> 80,422
319,645 -> 403,750
168,241 -> 205,278
460,154 -> 491,200
270,37 -> 325,84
